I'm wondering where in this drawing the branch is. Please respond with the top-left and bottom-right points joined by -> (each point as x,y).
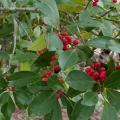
12,15 -> 17,55
0,7 -> 41,13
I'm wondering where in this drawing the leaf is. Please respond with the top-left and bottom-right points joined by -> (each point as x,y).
0,112 -> 5,120
47,75 -> 64,90
66,70 -> 95,91
101,102 -> 118,120
51,100 -> 62,120
104,71 -> 120,89
58,50 -> 79,70
13,90 -> 32,109
87,36 -> 120,53
1,98 -> 15,120
46,33 -> 63,51
20,62 -> 31,71
35,0 -> 59,27
100,20 -> 114,37
28,34 -> 46,51
9,71 -> 39,88
71,100 -> 95,120
28,91 -> 56,117
0,52 -> 9,61
81,92 -> 98,106
78,11 -> 101,28
34,51 -> 55,67
33,26 -> 41,38
77,45 -> 93,61
106,89 -> 120,111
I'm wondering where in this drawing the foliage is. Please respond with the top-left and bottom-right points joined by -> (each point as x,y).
0,0 -> 120,120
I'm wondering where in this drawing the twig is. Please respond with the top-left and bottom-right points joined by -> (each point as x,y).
12,14 -> 17,55
0,7 -> 41,13
85,0 -> 92,10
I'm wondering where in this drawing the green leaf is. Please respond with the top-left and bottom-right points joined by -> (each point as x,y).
0,112 -> 5,120
58,50 -> 79,70
100,20 -> 114,37
33,26 -> 41,38
20,62 -> 31,71
34,51 -> 55,67
71,100 -> 95,120
9,71 -> 39,88
104,71 -> 120,89
46,33 -> 63,51
14,90 -> 32,109
28,91 -> 56,117
1,97 -> 15,120
47,75 -> 64,90
81,92 -> 98,106
51,100 -> 62,120
87,37 -> 120,53
106,89 -> 120,111
66,70 -> 95,91
0,52 -> 9,61
35,0 -> 59,27
101,102 -> 118,120
77,45 -> 93,61
28,34 -> 46,51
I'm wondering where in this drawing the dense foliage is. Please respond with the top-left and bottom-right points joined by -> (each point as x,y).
0,0 -> 120,119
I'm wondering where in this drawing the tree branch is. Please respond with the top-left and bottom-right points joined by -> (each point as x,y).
0,7 -> 41,13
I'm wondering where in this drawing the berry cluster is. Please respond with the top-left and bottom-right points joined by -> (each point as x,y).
41,54 -> 62,82
85,62 -> 107,83
57,32 -> 80,51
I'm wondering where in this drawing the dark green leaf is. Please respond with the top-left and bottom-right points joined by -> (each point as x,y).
101,102 -> 118,120
58,50 -> 79,70
9,71 -> 39,88
87,37 -> 120,53
81,92 -> 98,106
66,70 -> 95,91
71,100 -> 95,120
28,91 -> 56,117
106,89 -> 120,111
104,71 -> 120,89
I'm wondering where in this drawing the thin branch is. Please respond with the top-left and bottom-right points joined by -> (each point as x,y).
85,0 -> 92,10
12,15 -> 17,55
0,7 -> 41,13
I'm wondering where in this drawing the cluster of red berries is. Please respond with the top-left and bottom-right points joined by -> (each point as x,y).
85,62 -> 107,83
41,54 -> 61,81
57,32 -> 80,51
92,0 -> 117,6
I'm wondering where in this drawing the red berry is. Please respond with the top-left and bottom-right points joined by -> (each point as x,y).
94,62 -> 101,68
94,0 -> 99,2
64,35 -> 72,44
54,65 -> 61,73
99,67 -> 106,73
51,55 -> 57,61
58,34 -> 62,40
112,0 -> 117,3
62,39 -> 68,45
42,73 -> 47,78
46,70 -> 52,77
92,1 -> 98,6
63,45 -> 68,51
100,71 -> 107,81
93,72 -> 99,80
116,65 -> 120,70
72,39 -> 80,45
61,32 -> 68,36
